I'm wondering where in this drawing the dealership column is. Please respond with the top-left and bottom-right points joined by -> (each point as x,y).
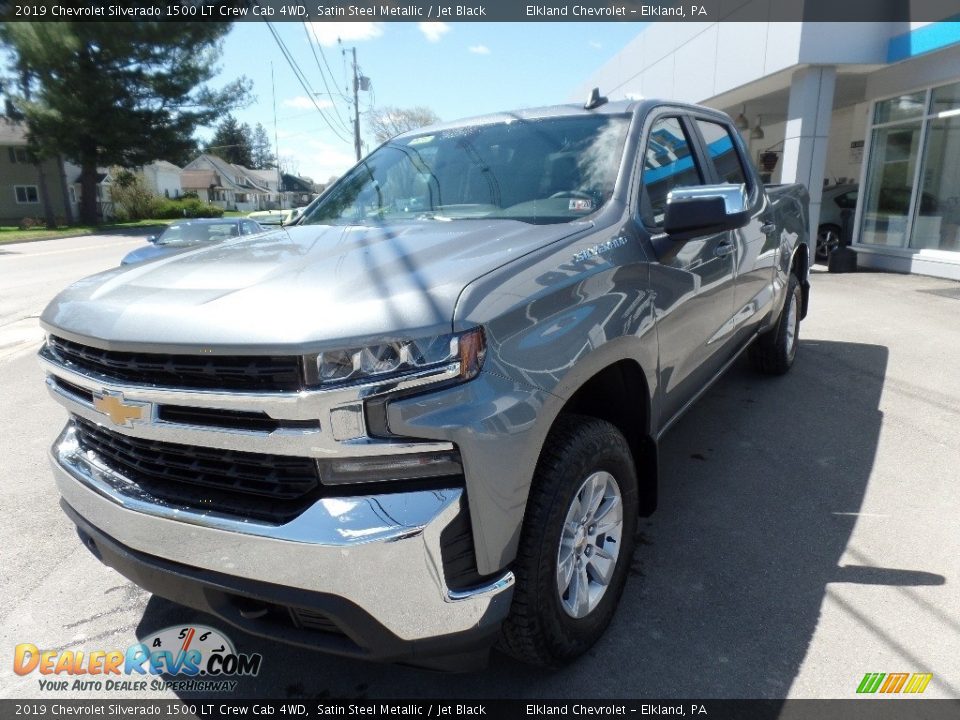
781,66 -> 837,256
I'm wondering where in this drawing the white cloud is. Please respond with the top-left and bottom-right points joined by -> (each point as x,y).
282,96 -> 332,110
307,22 -> 383,47
589,40 -> 603,49
418,22 -> 450,43
468,44 -> 490,55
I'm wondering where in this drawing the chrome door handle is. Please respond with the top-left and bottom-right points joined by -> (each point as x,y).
761,222 -> 777,234
715,242 -> 735,258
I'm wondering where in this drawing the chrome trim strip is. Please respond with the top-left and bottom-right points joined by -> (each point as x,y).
50,425 -> 514,640
39,347 -> 459,420
41,350 -> 456,458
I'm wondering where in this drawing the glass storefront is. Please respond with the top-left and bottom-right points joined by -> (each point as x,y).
859,80 -> 960,254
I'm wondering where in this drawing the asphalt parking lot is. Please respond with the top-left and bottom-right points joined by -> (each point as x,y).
1,237 -> 958,700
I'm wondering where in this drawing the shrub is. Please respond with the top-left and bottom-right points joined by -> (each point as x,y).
18,217 -> 43,230
150,198 -> 223,219
110,169 -> 156,221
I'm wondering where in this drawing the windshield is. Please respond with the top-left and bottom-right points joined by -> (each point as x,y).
157,222 -> 240,246
300,114 -> 631,226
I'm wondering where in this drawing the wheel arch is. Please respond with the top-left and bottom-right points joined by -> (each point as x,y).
552,359 -> 658,516
791,241 -> 810,319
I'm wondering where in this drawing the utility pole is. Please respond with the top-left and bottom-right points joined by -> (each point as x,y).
351,47 -> 361,161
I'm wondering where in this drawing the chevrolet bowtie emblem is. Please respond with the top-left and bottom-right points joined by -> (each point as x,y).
92,391 -> 148,427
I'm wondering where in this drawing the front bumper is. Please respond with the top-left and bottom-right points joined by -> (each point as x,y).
50,426 -> 514,664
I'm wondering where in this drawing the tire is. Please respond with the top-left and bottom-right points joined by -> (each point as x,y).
749,273 -> 801,375
498,414 -> 638,666
816,224 -> 841,262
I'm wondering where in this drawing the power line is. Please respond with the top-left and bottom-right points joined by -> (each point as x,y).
264,22 -> 351,145
300,22 -> 352,135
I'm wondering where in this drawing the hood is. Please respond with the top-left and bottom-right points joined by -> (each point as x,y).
119,243 -> 185,266
42,220 -> 587,353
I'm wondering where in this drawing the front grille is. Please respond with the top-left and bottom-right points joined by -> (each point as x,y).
49,335 -> 304,392
73,416 -> 320,524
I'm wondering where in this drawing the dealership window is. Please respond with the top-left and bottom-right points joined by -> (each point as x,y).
860,81 -> 960,252
14,185 -> 39,203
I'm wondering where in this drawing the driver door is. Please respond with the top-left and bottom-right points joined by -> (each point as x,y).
638,113 -> 739,427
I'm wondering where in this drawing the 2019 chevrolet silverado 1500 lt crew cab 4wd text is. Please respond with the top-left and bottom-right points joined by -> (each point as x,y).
40,97 -> 810,670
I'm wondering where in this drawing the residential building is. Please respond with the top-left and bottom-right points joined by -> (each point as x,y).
0,120 -> 73,225
181,154 -> 272,211
141,160 -> 183,199
575,15 -> 960,279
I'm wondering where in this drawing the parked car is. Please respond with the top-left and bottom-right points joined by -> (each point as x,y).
40,97 -> 810,669
817,183 -> 939,261
120,218 -> 265,265
247,208 -> 302,226
816,183 -> 857,261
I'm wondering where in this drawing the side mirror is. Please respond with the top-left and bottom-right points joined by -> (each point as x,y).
146,235 -> 158,244
664,184 -> 750,241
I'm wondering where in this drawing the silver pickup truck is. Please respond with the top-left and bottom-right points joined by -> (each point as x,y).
40,97 -> 809,670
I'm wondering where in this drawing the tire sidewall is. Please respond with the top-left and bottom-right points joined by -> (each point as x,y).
533,424 -> 638,657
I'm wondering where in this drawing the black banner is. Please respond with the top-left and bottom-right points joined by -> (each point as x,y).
3,700 -> 960,720
3,0 -> 960,22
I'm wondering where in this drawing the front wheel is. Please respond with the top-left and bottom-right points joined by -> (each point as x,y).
749,273 -> 802,375
498,415 -> 638,666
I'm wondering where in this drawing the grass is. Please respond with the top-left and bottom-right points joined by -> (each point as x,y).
0,218 -> 177,245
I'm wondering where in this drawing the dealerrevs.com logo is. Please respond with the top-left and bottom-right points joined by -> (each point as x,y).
14,625 -> 263,693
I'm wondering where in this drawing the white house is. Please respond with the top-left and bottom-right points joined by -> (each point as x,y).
141,160 -> 182,199
181,154 -> 272,212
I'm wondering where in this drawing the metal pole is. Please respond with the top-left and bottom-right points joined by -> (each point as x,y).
352,47 -> 361,161
271,61 -> 282,209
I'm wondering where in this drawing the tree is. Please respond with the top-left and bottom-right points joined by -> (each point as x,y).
250,123 -> 276,170
367,106 -> 440,144
2,22 -> 251,224
279,154 -> 300,177
206,115 -> 253,167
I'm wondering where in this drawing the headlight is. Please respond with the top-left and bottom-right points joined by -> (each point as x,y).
313,327 -> 486,387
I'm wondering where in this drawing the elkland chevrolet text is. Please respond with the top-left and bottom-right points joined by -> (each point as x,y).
40,98 -> 810,669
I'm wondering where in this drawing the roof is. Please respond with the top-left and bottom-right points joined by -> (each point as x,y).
146,160 -> 182,172
181,169 -> 218,189
183,154 -> 270,194
395,100 -> 641,140
167,218 -> 243,226
0,120 -> 28,146
71,172 -> 110,184
243,168 -> 278,186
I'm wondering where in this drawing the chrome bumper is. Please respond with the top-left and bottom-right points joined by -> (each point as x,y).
50,425 -> 514,643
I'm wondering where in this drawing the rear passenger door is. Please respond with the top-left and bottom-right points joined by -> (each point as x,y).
638,113 -> 740,426
690,117 -> 777,342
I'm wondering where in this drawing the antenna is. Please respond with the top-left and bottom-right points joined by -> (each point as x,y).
584,88 -> 608,110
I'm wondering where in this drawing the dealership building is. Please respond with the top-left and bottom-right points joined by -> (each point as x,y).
574,17 -> 960,279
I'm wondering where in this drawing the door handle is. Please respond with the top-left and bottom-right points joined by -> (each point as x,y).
760,222 -> 777,234
715,241 -> 735,258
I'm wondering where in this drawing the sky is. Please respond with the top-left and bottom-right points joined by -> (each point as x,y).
210,22 -> 645,182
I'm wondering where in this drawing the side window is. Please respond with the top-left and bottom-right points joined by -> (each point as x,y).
696,119 -> 750,189
640,116 -> 703,227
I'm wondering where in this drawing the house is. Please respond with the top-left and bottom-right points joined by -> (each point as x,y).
63,160 -> 113,221
181,154 -> 272,211
281,173 -> 319,207
0,120 -> 73,225
141,160 -> 182,199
